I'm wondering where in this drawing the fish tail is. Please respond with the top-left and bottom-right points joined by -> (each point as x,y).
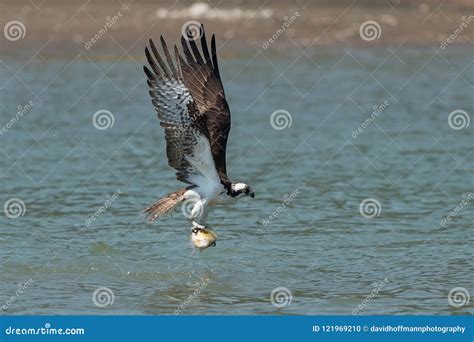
143,188 -> 187,221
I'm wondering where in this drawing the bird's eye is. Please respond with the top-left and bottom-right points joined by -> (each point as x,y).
192,228 -> 198,234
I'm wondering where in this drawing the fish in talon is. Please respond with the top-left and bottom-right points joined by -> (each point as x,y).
191,228 -> 217,250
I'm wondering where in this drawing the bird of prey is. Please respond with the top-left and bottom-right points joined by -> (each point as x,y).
142,24 -> 255,236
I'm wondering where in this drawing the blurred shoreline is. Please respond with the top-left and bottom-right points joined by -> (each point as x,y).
1,0 -> 473,58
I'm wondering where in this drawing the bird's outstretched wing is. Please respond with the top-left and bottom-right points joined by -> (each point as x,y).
144,37 -> 221,193
178,25 -> 232,184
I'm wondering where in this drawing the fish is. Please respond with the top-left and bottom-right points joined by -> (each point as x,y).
191,227 -> 217,250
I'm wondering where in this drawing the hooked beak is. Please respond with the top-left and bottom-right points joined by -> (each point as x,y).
249,191 -> 255,198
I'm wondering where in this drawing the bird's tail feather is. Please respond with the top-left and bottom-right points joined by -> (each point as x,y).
143,188 -> 187,221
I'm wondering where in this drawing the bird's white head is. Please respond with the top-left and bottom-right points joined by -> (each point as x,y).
230,182 -> 255,199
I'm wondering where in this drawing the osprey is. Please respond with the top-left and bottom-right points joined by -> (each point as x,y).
142,24 -> 255,235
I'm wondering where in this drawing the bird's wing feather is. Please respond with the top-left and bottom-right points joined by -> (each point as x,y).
144,37 -> 221,195
179,25 -> 231,184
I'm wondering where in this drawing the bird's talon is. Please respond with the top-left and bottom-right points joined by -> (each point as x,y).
191,227 -> 201,234
192,221 -> 206,232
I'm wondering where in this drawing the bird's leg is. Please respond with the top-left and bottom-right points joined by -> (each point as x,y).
192,220 -> 206,231
190,198 -> 210,232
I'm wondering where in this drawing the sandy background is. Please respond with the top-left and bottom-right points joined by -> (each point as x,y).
1,0 -> 473,58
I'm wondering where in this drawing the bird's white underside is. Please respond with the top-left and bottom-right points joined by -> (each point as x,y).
184,135 -> 228,225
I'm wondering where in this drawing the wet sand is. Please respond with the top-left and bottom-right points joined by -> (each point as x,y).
0,0 -> 473,57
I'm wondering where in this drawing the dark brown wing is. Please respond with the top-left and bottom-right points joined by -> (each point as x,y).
144,37 -> 217,186
178,24 -> 231,183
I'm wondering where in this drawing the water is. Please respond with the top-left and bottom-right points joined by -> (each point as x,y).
0,47 -> 472,315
